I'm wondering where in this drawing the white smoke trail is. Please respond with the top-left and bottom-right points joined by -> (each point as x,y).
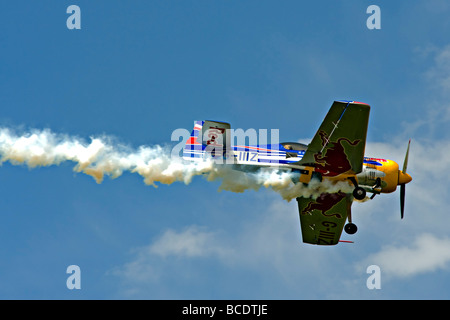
0,127 -> 353,201
0,127 -> 213,186
213,166 -> 354,201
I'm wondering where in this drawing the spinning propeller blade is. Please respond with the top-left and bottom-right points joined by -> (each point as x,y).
400,183 -> 405,219
399,139 -> 411,219
403,139 -> 410,173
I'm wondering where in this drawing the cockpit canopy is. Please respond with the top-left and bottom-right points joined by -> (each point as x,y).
281,142 -> 308,151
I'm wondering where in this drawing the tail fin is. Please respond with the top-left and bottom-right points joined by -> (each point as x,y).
183,121 -> 205,160
183,120 -> 231,160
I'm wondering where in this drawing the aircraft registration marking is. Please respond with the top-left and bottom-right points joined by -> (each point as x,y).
238,151 -> 258,162
317,221 -> 338,245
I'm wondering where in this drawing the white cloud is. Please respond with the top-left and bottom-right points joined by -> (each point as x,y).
110,198 -> 343,297
147,226 -> 233,259
403,44 -> 450,139
362,233 -> 450,278
110,225 -> 235,289
426,44 -> 450,91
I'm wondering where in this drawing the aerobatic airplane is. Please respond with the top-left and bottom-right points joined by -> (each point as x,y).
183,100 -> 412,245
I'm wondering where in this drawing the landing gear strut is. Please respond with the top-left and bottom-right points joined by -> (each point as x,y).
344,194 -> 358,235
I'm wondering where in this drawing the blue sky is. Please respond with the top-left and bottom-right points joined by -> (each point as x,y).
0,1 -> 450,299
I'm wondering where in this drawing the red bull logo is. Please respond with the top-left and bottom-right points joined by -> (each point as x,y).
300,192 -> 347,219
314,131 -> 361,176
206,127 -> 226,147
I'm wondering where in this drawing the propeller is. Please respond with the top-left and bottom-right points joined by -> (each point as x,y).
400,183 -> 406,219
398,140 -> 412,219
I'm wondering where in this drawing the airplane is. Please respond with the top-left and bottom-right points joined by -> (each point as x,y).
182,100 -> 412,245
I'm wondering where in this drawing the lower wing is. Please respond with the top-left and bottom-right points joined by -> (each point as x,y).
297,192 -> 352,245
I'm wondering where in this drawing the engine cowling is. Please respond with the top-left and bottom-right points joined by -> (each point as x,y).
358,159 -> 411,194
356,166 -> 385,187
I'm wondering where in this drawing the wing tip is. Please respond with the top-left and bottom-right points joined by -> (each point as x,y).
336,100 -> 370,107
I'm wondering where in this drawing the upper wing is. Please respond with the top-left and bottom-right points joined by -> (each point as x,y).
297,192 -> 352,245
298,100 -> 370,176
